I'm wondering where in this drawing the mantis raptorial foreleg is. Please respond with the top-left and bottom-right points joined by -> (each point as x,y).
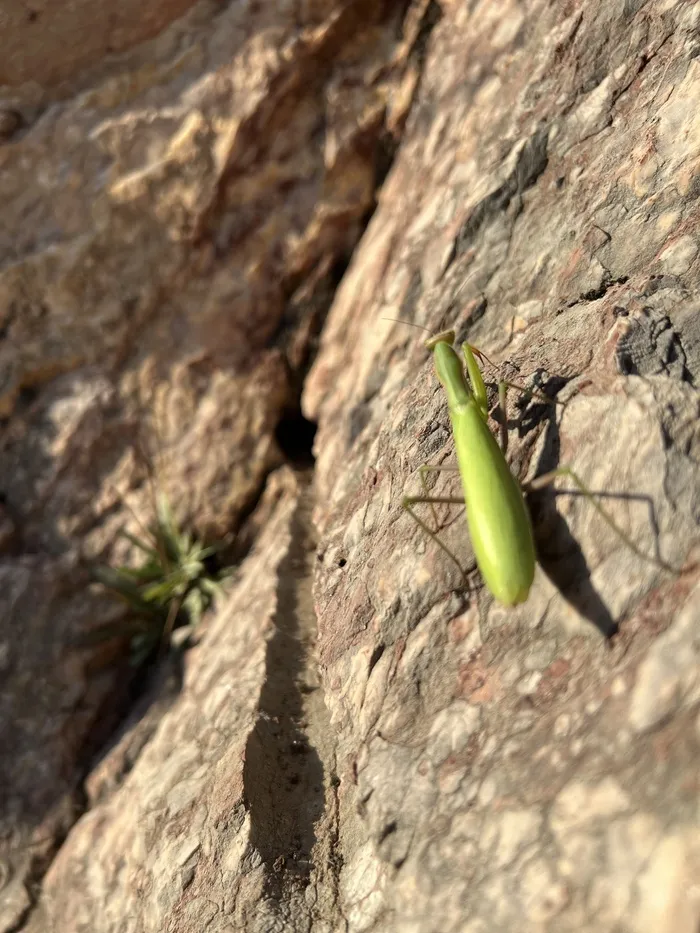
495,375 -> 566,455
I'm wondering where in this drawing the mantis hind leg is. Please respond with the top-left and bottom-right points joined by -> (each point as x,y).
523,466 -> 675,573
402,464 -> 468,581
497,377 -> 675,573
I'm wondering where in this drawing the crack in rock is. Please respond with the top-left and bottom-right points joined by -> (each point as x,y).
243,470 -> 342,931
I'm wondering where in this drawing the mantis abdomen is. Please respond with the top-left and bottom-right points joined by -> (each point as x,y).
451,398 -> 536,605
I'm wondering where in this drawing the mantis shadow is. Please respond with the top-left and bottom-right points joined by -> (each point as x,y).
522,402 -> 617,637
528,485 -> 619,637
488,374 -> 617,636
520,394 -> 664,639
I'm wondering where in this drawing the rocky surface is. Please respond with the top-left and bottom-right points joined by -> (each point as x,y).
2,0 -> 700,931
0,0 -> 418,927
303,0 -> 700,930
24,468 -> 343,933
0,0 -> 200,89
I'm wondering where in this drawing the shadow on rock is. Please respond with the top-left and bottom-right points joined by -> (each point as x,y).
523,392 -> 619,638
243,483 -> 325,893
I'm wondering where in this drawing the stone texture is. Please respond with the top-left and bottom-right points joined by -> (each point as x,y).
629,580 -> 700,733
303,0 -> 700,930
0,0 -> 417,926
25,467 -> 341,933
3,0 -> 700,931
0,0 -> 201,89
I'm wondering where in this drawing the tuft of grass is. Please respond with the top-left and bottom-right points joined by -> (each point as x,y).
92,492 -> 228,667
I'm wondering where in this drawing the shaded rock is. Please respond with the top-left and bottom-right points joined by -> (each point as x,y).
25,468 -> 341,933
0,0 -> 417,924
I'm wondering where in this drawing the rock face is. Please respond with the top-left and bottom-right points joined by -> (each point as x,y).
2,0 -> 700,932
0,0 -> 201,88
0,0 -> 416,927
26,468 -> 341,933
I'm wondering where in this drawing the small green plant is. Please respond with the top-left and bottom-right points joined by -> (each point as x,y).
92,492 -> 228,667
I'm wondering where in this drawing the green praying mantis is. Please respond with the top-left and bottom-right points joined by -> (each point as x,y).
399,326 -> 673,607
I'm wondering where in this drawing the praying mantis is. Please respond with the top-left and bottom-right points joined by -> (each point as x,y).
401,327 -> 672,607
